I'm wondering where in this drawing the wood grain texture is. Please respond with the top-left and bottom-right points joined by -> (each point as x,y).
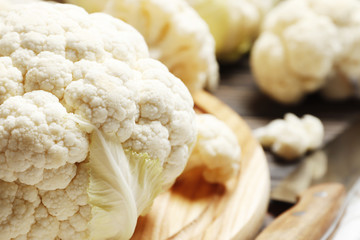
256,183 -> 346,240
131,90 -> 270,240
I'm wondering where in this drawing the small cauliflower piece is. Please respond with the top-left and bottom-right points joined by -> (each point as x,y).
251,0 -> 360,104
65,0 -> 219,93
0,2 -> 196,240
186,0 -> 275,61
185,114 -> 241,183
254,113 -> 324,160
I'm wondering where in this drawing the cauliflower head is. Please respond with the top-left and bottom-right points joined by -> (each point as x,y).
186,0 -> 275,61
185,114 -> 241,183
254,113 -> 324,160
65,0 -> 219,93
0,2 -> 197,240
251,0 -> 360,104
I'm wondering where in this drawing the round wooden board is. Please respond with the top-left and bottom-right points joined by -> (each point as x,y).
131,90 -> 270,240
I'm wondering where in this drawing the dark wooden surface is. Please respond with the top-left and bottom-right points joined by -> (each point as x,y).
215,58 -> 360,134
213,57 -> 360,231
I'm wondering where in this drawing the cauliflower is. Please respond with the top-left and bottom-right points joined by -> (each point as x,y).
65,0 -> 219,93
0,2 -> 196,240
185,0 -> 275,61
251,0 -> 360,104
185,114 -> 241,183
254,113 -> 324,160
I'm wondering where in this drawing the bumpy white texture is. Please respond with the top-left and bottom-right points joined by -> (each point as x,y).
254,113 -> 324,160
0,91 -> 89,186
66,0 -> 219,92
0,91 -> 90,240
251,0 -> 360,104
0,2 -> 196,239
0,181 -> 41,240
186,114 -> 241,183
186,0 -> 275,61
0,57 -> 23,105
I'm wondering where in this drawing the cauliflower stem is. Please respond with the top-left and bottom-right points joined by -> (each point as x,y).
75,120 -> 163,240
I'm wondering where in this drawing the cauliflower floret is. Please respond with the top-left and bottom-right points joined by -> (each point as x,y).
65,0 -> 219,92
0,91 -> 89,185
0,57 -> 23,104
64,60 -> 138,142
186,0 -> 275,61
185,114 -> 241,183
27,205 -> 60,240
254,113 -> 324,160
0,2 -> 196,240
251,0 -> 360,104
0,181 -> 41,240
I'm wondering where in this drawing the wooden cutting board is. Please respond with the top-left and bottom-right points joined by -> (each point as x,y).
131,90 -> 270,240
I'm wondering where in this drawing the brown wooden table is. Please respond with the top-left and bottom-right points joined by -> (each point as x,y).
213,56 -> 360,232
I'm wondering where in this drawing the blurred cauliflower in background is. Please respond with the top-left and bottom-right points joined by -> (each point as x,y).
251,0 -> 360,104
65,0 -> 219,93
186,0 -> 275,62
254,113 -> 324,160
